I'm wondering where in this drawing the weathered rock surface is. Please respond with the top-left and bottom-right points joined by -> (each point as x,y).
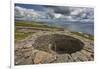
15,31 -> 94,65
34,51 -> 56,64
15,44 -> 34,65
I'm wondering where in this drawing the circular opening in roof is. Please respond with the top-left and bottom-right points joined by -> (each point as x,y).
33,34 -> 84,54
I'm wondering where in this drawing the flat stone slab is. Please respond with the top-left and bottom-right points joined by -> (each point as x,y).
34,51 -> 56,64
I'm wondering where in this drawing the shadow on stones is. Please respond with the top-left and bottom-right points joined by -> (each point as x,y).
33,34 -> 84,54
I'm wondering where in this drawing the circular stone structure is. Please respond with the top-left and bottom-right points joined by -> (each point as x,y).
33,34 -> 84,54
15,31 -> 94,65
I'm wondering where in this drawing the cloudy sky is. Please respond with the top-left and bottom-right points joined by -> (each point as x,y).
15,3 -> 94,22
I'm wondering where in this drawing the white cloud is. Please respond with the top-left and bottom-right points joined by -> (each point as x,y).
54,13 -> 62,19
15,6 -> 55,21
15,6 -> 94,22
15,6 -> 47,20
71,8 -> 83,15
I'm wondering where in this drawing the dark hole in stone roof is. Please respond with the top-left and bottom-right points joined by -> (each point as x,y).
32,34 -> 84,54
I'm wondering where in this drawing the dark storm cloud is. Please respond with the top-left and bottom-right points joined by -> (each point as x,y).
15,3 -> 94,22
43,5 -> 94,18
43,5 -> 71,15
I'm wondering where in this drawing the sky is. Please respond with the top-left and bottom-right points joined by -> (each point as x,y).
15,3 -> 94,22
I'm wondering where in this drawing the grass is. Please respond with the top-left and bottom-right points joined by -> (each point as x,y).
71,32 -> 94,40
15,21 -> 64,40
15,32 -> 33,40
15,21 -> 62,29
15,21 -> 93,41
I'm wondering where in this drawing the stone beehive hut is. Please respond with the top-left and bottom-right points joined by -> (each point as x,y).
15,31 -> 94,65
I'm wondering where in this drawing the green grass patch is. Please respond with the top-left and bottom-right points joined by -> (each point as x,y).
71,32 -> 94,40
15,21 -> 64,40
15,32 -> 33,40
15,21 -> 61,29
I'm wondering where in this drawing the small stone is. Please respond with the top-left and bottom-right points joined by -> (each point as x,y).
15,58 -> 25,65
67,54 -> 74,62
55,54 -> 69,63
24,51 -> 32,58
71,53 -> 80,61
23,44 -> 32,48
72,52 -> 88,61
23,56 -> 33,64
80,50 -> 93,61
81,50 -> 92,57
83,47 -> 94,53
21,47 -> 33,52
34,51 -> 56,64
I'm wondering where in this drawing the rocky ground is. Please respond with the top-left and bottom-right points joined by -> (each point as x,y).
15,29 -> 94,65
